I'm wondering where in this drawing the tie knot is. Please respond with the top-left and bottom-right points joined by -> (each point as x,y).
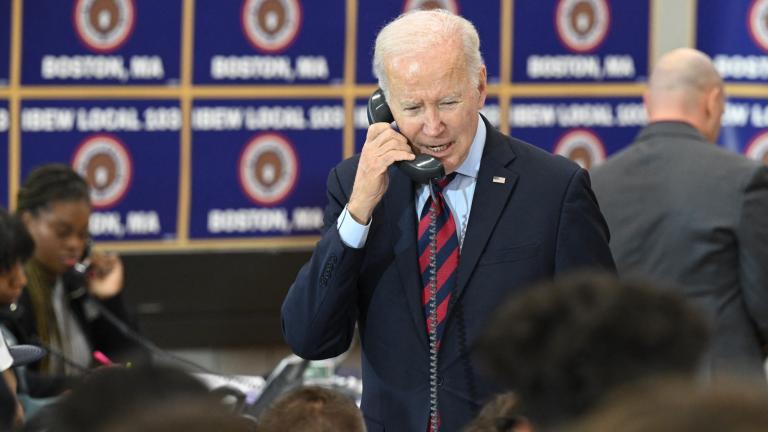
433,173 -> 457,194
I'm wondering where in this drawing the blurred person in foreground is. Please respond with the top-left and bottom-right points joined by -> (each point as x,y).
23,364 -> 237,432
282,9 -> 614,431
590,48 -> 768,381
476,272 -> 710,431
104,398 -> 256,432
462,393 -> 529,432
256,386 -> 365,432
569,377 -> 768,432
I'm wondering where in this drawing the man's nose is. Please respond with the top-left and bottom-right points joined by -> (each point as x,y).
422,108 -> 445,136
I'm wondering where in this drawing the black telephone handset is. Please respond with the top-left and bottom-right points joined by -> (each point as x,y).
366,88 -> 445,184
65,240 -> 92,281
80,239 -> 92,263
76,239 -> 92,271
62,239 -> 92,300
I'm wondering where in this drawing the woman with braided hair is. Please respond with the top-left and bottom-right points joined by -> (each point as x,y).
9,164 -> 145,397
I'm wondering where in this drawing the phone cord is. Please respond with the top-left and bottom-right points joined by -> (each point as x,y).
454,301 -> 479,415
428,182 -> 440,432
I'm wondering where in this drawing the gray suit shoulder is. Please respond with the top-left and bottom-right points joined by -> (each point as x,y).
682,139 -> 765,188
594,134 -> 762,180
696,138 -> 761,165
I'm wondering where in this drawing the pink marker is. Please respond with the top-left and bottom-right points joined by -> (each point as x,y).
93,350 -> 114,366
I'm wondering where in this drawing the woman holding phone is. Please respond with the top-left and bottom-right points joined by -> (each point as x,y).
13,164 -> 145,396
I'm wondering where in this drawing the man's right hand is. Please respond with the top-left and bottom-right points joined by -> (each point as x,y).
347,122 -> 415,223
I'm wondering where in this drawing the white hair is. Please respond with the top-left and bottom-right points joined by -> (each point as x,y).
372,9 -> 484,99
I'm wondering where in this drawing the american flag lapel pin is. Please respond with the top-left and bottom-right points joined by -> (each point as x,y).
492,176 -> 506,184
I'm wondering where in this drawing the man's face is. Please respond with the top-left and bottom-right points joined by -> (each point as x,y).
23,199 -> 90,276
0,262 -> 26,305
385,41 -> 487,174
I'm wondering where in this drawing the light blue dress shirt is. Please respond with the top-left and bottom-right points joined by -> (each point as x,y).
337,115 -> 487,249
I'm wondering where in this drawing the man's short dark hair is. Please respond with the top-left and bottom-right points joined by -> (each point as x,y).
0,208 -> 34,273
476,272 -> 710,429
571,377 -> 768,432
257,386 -> 365,432
462,392 -> 523,432
104,398 -> 256,432
29,365 -> 218,432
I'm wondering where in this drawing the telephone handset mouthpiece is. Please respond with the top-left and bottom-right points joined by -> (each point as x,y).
399,154 -> 445,184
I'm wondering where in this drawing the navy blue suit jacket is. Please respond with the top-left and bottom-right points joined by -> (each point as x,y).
282,118 -> 615,431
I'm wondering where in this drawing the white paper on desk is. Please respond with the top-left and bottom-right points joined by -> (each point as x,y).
194,372 -> 266,397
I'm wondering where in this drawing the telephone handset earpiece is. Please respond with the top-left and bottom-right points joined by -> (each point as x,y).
366,88 -> 445,184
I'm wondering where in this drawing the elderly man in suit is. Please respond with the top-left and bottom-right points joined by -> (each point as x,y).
591,48 -> 768,382
282,9 -> 615,431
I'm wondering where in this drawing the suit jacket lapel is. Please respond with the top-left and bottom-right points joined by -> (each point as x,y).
454,127 -> 518,303
384,167 -> 429,349
384,125 -> 519,349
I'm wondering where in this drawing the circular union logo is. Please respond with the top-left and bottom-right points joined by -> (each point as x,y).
553,129 -> 606,170
72,134 -> 133,209
241,0 -> 302,53
745,130 -> 768,164
238,133 -> 299,206
555,0 -> 610,53
403,0 -> 459,13
748,0 -> 768,52
73,0 -> 135,53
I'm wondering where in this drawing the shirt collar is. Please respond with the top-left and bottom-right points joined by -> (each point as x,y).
454,114 -> 485,179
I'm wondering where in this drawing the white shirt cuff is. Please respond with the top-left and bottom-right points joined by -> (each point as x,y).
0,334 -> 13,371
337,204 -> 371,249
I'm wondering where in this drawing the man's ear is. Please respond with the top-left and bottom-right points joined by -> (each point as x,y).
642,89 -> 652,118
477,65 -> 488,107
701,85 -> 725,143
706,86 -> 723,119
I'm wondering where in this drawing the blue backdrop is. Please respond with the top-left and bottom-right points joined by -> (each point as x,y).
4,0 -> 762,250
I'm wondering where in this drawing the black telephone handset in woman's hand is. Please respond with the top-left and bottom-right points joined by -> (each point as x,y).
367,88 -> 445,184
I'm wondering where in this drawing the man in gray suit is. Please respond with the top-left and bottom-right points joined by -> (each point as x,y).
591,48 -> 768,381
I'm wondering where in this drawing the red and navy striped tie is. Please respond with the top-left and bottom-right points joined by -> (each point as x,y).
418,173 -> 459,346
